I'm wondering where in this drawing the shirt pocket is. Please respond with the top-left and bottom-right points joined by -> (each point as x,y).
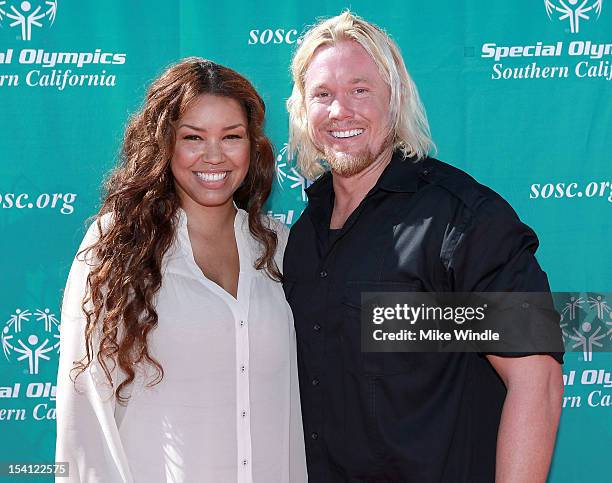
341,281 -> 420,375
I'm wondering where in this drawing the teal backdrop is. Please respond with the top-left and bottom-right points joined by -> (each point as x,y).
0,1 -> 610,481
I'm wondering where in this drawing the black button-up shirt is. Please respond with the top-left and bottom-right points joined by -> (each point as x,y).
283,152 -> 562,482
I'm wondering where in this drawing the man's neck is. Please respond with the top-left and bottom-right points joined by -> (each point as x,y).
330,147 -> 393,229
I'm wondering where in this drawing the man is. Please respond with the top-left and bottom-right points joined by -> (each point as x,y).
283,11 -> 564,483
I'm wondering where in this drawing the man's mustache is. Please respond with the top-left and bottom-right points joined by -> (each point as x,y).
320,122 -> 364,130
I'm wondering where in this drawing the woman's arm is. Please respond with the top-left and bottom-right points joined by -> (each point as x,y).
55,219 -> 134,483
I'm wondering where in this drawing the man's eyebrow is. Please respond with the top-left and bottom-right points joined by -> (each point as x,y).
307,83 -> 328,92
307,78 -> 371,91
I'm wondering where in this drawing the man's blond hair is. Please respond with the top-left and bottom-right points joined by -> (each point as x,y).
287,10 -> 435,179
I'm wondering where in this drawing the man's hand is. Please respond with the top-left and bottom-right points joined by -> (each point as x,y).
486,354 -> 564,483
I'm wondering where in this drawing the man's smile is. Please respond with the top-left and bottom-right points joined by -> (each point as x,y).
329,129 -> 364,139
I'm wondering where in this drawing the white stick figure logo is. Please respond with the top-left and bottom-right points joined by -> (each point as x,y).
562,295 -> 584,320
275,143 -> 311,202
544,0 -> 603,33
567,321 -> 606,362
0,0 -> 58,41
13,334 -> 55,374
1,307 -> 61,374
559,293 -> 612,362
588,294 -> 611,320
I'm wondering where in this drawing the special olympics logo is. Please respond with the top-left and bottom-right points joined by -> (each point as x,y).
275,143 -> 310,202
544,0 -> 603,33
0,0 -> 58,41
559,294 -> 612,362
1,308 -> 60,374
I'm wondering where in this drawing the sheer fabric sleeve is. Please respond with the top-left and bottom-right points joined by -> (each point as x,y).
289,315 -> 308,482
55,217 -> 134,483
271,217 -> 308,481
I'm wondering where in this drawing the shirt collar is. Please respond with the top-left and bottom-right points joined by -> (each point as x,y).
174,205 -> 250,267
376,150 -> 422,193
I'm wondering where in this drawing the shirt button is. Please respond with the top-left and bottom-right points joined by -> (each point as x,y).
319,270 -> 328,278
242,459 -> 248,466
240,365 -> 246,373
311,432 -> 319,440
240,320 -> 246,327
241,410 -> 247,418
522,302 -> 530,309
313,323 -> 321,332
312,378 -> 320,386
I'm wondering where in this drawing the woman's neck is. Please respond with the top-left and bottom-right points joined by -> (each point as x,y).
180,197 -> 237,239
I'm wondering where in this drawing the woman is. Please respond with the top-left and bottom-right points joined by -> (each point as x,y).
55,58 -> 307,482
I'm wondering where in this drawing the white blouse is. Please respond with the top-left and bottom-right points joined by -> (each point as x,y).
55,209 -> 307,483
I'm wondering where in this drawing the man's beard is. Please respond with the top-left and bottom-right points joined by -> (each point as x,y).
323,146 -> 374,177
311,123 -> 394,177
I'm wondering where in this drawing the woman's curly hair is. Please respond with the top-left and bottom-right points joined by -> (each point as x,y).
72,57 -> 280,403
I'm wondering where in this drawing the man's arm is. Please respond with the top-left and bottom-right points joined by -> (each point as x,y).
486,354 -> 564,483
